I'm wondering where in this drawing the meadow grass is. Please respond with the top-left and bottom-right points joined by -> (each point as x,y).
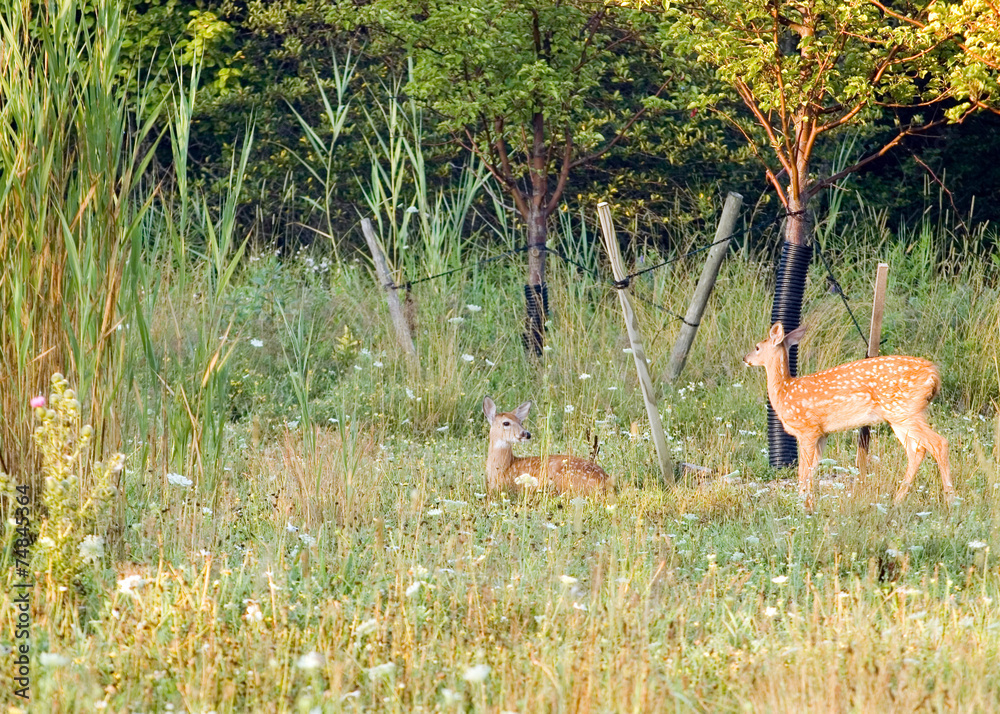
3,221 -> 1000,712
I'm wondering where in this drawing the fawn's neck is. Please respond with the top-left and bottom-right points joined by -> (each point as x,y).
486,438 -> 515,482
764,346 -> 794,407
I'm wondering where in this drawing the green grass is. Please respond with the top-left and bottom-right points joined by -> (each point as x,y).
4,228 -> 1000,712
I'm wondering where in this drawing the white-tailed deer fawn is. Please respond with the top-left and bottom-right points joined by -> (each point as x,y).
744,322 -> 953,506
483,396 -> 611,495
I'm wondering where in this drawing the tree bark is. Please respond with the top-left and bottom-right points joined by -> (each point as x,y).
784,193 -> 814,245
524,203 -> 548,357
527,204 -> 547,285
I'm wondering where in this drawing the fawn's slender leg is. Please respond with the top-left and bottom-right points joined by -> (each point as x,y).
913,418 -> 954,498
797,435 -> 822,508
891,420 -> 927,503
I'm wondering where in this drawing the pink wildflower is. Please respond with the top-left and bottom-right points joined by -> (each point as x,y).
30,396 -> 45,409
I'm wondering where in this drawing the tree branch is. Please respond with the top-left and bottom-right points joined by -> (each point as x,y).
807,117 -> 948,197
545,127 -> 574,215
568,77 -> 671,170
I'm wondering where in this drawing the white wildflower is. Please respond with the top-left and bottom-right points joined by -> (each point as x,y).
466,304 -> 482,312
968,540 -> 988,550
166,472 -> 192,488
109,453 -> 126,474
771,575 -> 788,585
117,574 -> 145,598
367,663 -> 396,679
39,653 -> 70,667
354,619 -> 378,637
296,652 -> 325,670
462,664 -> 491,683
461,354 -> 475,363
79,535 -> 105,564
514,473 -> 539,489
558,575 -> 578,585
250,338 -> 264,348
244,601 -> 264,623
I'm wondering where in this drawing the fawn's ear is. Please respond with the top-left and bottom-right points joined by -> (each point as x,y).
768,322 -> 785,345
784,323 -> 808,347
513,401 -> 533,422
483,396 -> 497,424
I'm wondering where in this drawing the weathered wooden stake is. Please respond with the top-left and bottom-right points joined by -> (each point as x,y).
665,191 -> 743,382
857,262 -> 889,475
361,218 -> 419,373
597,202 -> 676,484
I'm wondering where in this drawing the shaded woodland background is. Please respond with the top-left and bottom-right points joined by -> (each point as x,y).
124,0 -> 1000,253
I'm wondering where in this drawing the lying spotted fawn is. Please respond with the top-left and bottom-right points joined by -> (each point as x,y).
744,322 -> 953,507
483,396 -> 611,494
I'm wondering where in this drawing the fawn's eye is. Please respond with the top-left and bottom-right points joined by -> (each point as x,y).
502,420 -> 510,426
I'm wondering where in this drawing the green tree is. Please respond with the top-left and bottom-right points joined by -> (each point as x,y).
924,0 -> 1000,117
656,0 -> 971,467
358,0 -> 674,353
659,0 -> 968,247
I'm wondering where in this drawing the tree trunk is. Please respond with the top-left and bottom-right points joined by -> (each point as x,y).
784,193 -> 813,245
523,204 -> 548,357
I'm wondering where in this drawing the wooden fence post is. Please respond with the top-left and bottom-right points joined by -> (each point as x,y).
361,218 -> 420,373
857,262 -> 889,475
665,191 -> 743,382
597,202 -> 676,484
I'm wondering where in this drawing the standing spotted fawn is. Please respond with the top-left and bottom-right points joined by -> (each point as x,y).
483,396 -> 611,495
744,322 -> 953,507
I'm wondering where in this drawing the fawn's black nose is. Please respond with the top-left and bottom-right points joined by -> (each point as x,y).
523,430 -> 532,440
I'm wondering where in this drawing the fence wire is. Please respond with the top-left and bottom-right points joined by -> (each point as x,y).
375,208 -> 868,345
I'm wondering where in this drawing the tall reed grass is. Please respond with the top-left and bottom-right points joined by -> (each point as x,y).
0,0 -> 162,495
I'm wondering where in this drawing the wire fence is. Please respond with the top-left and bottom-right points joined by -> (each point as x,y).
377,207 -> 869,346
